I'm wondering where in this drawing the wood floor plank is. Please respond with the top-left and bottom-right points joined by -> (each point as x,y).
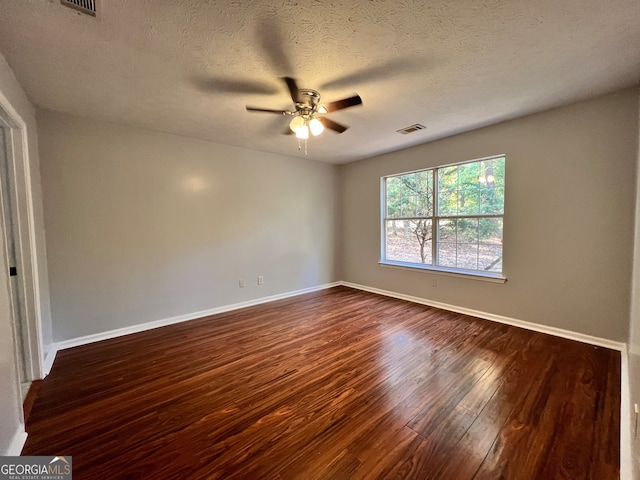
22,287 -> 620,479
435,335 -> 555,479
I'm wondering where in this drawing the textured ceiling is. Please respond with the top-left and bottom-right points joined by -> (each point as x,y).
0,0 -> 639,164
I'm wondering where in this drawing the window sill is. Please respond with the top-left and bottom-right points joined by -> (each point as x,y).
378,260 -> 507,284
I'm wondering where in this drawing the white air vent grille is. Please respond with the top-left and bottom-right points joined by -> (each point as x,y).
397,124 -> 426,135
61,0 -> 96,17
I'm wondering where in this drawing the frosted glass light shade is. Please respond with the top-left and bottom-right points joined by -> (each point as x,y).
309,118 -> 324,136
289,116 -> 305,133
295,125 -> 309,139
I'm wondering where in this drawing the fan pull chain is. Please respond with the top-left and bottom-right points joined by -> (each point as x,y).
296,138 -> 309,155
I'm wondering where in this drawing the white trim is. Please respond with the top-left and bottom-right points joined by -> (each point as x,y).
18,114 -> 45,379
621,343 -> 632,480
0,89 -> 44,379
20,382 -> 30,400
54,282 -> 341,351
53,279 -> 625,354
381,155 -> 506,286
378,261 -> 507,283
381,153 -> 507,178
340,281 -> 625,350
42,344 -> 58,376
6,427 -> 27,456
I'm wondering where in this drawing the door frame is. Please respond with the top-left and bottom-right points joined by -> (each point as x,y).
0,90 -> 44,384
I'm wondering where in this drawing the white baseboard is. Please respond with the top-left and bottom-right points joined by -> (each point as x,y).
54,282 -> 341,351
42,344 -> 58,376
340,281 -> 625,351
53,279 -> 624,354
620,344 -> 632,480
6,427 -> 27,456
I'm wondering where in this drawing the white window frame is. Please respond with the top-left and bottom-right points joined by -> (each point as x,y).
380,154 -> 506,283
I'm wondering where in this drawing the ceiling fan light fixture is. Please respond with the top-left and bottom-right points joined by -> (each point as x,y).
309,118 -> 324,136
246,77 -> 362,152
289,115 -> 305,133
295,124 -> 309,139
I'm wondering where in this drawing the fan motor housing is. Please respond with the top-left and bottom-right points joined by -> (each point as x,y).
297,89 -> 321,111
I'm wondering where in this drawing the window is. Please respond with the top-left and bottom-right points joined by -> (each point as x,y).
382,155 -> 505,278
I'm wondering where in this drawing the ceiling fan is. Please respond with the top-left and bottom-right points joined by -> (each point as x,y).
246,77 -> 362,141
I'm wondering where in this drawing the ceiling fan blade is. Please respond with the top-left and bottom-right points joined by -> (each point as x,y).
260,115 -> 292,136
282,77 -> 300,104
246,106 -> 290,114
319,117 -> 348,134
323,95 -> 363,113
194,76 -> 278,95
319,57 -> 418,90
256,18 -> 294,75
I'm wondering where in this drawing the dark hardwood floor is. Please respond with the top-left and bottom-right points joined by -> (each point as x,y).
23,286 -> 620,479
23,379 -> 42,424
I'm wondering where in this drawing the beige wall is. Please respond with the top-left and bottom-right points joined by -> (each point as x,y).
0,53 -> 52,453
340,89 -> 638,341
37,110 -> 340,342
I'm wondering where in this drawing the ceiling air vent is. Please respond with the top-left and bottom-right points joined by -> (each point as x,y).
60,0 -> 96,17
397,124 -> 426,135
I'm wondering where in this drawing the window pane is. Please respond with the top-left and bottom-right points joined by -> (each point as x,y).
437,218 -> 503,271
437,219 -> 457,268
478,157 -> 505,214
479,186 -> 504,214
479,244 -> 502,272
459,162 -> 480,188
458,218 -> 479,269
386,177 -> 402,218
385,220 -> 432,264
417,193 -> 431,216
401,195 -> 418,217
478,218 -> 502,271
439,157 -> 505,217
386,171 -> 433,218
414,170 -> 433,216
438,187 -> 457,216
437,218 -> 480,270
400,173 -> 417,213
457,242 -> 479,270
485,157 -> 505,185
438,166 -> 458,215
478,218 -> 503,245
458,187 -> 480,216
457,218 -> 479,243
438,241 -> 457,268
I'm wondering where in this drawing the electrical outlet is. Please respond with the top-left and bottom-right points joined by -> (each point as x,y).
432,278 -> 438,287
258,275 -> 264,285
239,279 -> 245,288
